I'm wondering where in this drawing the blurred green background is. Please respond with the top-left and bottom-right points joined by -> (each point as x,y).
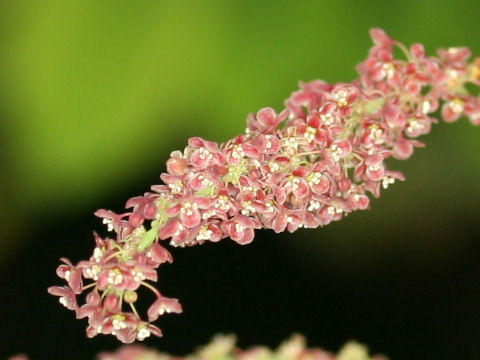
1,1 -> 479,359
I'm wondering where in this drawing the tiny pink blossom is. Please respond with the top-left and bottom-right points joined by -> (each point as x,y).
147,296 -> 183,322
48,286 -> 77,310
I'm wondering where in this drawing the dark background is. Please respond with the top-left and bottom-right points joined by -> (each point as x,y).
1,1 -> 479,359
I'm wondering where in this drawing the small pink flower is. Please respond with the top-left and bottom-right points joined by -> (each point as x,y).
308,171 -> 331,195
247,107 -> 289,132
393,136 -> 415,159
441,98 -> 465,122
272,210 -> 288,233
158,218 -> 182,239
179,202 -> 202,228
224,215 -> 259,245
147,296 -> 183,322
104,295 -> 121,312
438,46 -> 471,66
369,28 -> 393,50
166,156 -> 188,175
405,116 -> 432,138
48,286 -> 77,310
128,212 -> 144,228
55,258 -> 83,294
255,133 -> 281,154
94,209 -> 129,233
365,154 -> 385,182
465,98 -> 480,125
147,242 -> 173,265
411,43 -> 425,58
383,102 -> 401,125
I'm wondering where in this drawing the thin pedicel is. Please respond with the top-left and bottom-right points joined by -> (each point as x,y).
49,28 -> 480,343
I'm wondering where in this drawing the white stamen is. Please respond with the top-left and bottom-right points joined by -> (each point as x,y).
446,68 -> 459,79
196,226 -> 213,241
265,202 -> 275,213
334,89 -> 348,106
132,270 -> 145,282
242,185 -> 257,193
307,201 -> 321,212
265,135 -> 275,149
112,319 -> 127,330
421,100 -> 431,114
449,99 -> 464,114
231,145 -> 245,159
180,202 -> 198,216
406,119 -> 424,136
241,201 -> 256,216
173,224 -> 185,237
137,328 -> 151,341
102,218 -> 114,232
304,126 -> 316,142
281,137 -> 299,155
214,196 -> 230,211
93,247 -> 103,262
107,270 -> 123,286
59,297 -> 68,308
380,62 -> 395,79
382,176 -> 395,189
269,161 -> 280,172
168,182 -> 183,194
368,125 -> 384,144
447,47 -> 459,55
202,209 -> 217,219
308,172 -> 323,186
235,224 -> 244,233
196,147 -> 212,161
64,270 -> 71,281
327,206 -> 343,215
286,177 -> 301,191
321,112 -> 335,126
84,265 -> 100,281
330,144 -> 343,161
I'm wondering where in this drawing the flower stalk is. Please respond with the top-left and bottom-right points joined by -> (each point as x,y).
49,28 -> 480,343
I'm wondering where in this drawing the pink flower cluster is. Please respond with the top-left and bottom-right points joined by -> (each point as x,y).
94,335 -> 386,360
10,335 -> 386,360
49,29 -> 480,343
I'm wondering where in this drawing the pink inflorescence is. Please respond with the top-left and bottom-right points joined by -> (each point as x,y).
10,335 -> 387,360
49,29 -> 480,343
